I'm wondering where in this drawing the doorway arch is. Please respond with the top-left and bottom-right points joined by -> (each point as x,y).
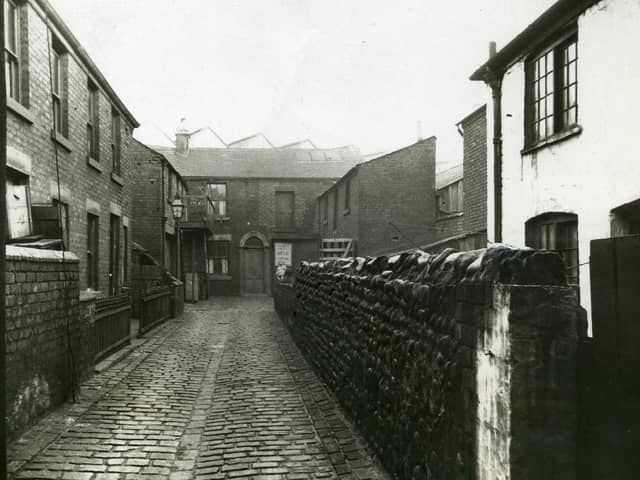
239,231 -> 269,294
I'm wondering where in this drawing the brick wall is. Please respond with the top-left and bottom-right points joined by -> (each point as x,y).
185,177 -> 334,296
6,1 -> 137,294
319,138 -> 437,257
278,246 -> 583,479
461,105 -> 488,235
5,246 -> 95,438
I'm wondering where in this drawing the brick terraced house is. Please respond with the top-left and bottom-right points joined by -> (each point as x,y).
155,131 -> 364,296
130,139 -> 189,278
5,0 -> 139,296
317,138 -> 437,258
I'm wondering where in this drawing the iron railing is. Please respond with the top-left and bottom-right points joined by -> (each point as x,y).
95,293 -> 131,362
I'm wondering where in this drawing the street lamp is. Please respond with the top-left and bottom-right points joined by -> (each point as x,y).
171,196 -> 184,221
171,196 -> 184,288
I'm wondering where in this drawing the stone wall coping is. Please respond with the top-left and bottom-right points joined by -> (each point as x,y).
6,245 -> 79,263
79,289 -> 100,302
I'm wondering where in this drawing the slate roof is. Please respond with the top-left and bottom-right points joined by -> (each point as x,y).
154,146 -> 365,179
435,163 -> 463,190
227,133 -> 275,149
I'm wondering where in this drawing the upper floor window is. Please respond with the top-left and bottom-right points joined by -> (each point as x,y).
344,179 -> 351,213
4,0 -> 20,102
275,191 -> 294,230
321,195 -> 328,225
207,183 -> 227,217
332,189 -> 338,230
87,81 -> 100,159
525,34 -> 578,147
111,109 -> 121,174
51,36 -> 68,137
436,180 -> 464,217
525,212 -> 579,285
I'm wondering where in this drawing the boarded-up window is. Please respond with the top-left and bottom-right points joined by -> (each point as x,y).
6,169 -> 31,239
207,241 -> 230,275
437,180 -> 464,216
275,191 -> 294,230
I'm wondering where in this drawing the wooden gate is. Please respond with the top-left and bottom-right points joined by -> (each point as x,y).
579,234 -> 640,478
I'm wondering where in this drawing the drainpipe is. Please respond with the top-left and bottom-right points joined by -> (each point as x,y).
487,41 -> 503,244
160,156 -> 165,267
1,0 -> 8,474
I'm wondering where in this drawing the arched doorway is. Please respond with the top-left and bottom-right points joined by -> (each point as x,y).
239,232 -> 269,294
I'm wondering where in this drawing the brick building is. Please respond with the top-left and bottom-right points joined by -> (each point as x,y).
155,135 -> 363,296
130,140 -> 189,277
317,138 -> 437,257
425,106 -> 488,252
5,0 -> 139,295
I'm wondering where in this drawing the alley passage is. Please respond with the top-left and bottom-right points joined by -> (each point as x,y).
9,297 -> 386,480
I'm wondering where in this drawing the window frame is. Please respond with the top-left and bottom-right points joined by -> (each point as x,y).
344,178 -> 351,214
5,0 -> 20,102
525,212 -> 579,285
207,182 -> 228,218
207,240 -> 230,276
524,30 -> 578,149
51,36 -> 68,137
275,190 -> 295,230
111,108 -> 121,175
87,81 -> 100,160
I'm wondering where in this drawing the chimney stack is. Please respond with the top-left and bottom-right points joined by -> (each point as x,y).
175,117 -> 190,153
489,41 -> 497,58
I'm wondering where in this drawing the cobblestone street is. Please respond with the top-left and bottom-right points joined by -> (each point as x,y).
8,297 -> 387,480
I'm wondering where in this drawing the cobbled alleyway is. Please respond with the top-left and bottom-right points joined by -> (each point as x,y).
8,297 -> 388,480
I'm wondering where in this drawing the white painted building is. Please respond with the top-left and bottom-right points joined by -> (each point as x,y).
471,0 -> 640,328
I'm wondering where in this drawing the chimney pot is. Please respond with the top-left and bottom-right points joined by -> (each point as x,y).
489,41 -> 497,58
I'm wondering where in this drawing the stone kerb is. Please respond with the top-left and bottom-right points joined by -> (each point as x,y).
283,245 -> 583,480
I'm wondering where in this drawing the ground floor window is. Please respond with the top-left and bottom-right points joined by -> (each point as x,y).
525,212 -> 579,285
208,240 -> 230,275
611,199 -> 640,236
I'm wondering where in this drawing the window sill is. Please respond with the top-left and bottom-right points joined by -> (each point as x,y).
111,172 -> 124,186
7,97 -> 35,124
87,157 -> 103,173
436,212 -> 464,222
51,131 -> 73,152
343,208 -> 351,216
209,274 -> 232,281
215,216 -> 231,222
521,124 -> 582,155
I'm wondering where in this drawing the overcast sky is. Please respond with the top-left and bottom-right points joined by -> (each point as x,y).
50,0 -> 555,164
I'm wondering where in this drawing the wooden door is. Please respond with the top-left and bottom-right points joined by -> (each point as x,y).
244,248 -> 265,294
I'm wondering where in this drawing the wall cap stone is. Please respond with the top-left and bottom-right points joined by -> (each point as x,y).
6,245 -> 79,262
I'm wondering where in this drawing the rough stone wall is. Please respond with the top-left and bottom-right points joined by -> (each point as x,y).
5,246 -> 95,438
283,246 -> 582,480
